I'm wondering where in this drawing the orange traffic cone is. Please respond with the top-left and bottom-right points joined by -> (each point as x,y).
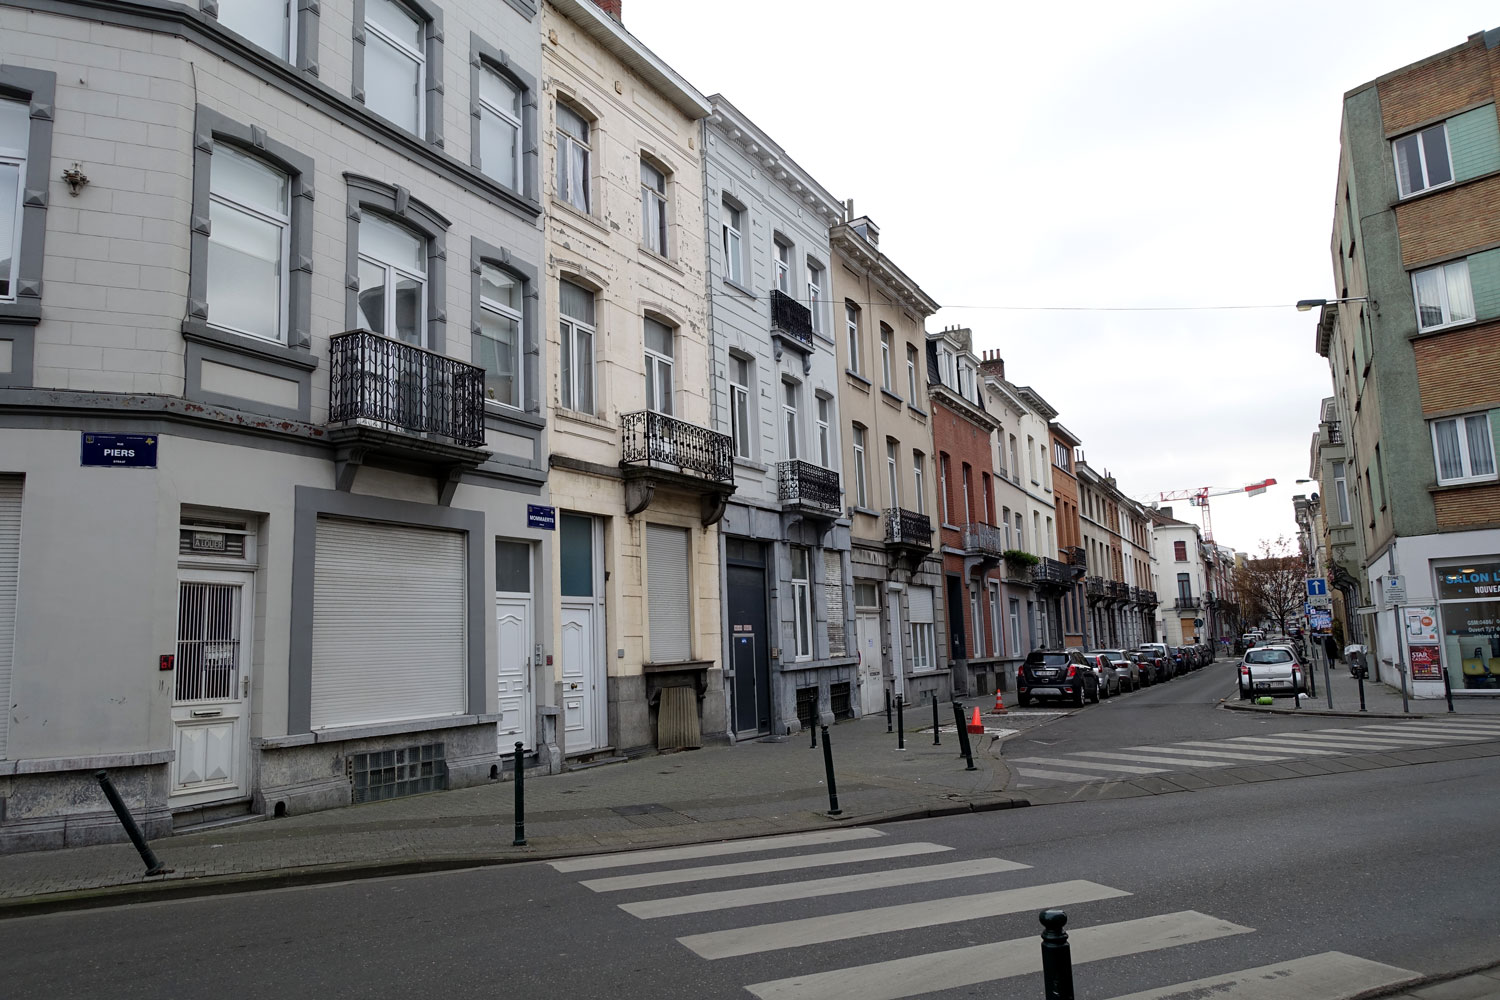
993,689 -> 1007,714
967,707 -> 984,734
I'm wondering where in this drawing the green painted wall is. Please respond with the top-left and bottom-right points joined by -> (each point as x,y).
1449,103 -> 1500,183
1467,247 -> 1500,322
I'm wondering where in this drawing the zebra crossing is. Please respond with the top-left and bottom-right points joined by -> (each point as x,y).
1007,717 -> 1500,786
548,827 -> 1422,999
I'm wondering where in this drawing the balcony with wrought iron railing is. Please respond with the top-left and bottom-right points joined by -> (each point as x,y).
1032,557 -> 1072,589
883,507 -> 933,559
1085,576 -> 1107,600
621,410 -> 736,524
778,460 -> 841,519
1107,580 -> 1131,601
1133,587 -> 1158,606
1002,556 -> 1034,586
770,289 -> 815,355
1323,419 -> 1344,445
1174,595 -> 1202,611
329,330 -> 488,450
960,522 -> 1006,559
1061,545 -> 1086,569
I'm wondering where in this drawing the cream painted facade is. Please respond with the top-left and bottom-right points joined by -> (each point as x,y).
540,1 -> 727,755
829,216 -> 949,705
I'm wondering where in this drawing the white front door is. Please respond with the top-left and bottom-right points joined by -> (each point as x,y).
856,611 -> 884,716
171,570 -> 253,806
496,596 -> 534,751
560,603 -> 598,754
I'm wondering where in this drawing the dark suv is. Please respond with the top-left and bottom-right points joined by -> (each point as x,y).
1018,649 -> 1099,707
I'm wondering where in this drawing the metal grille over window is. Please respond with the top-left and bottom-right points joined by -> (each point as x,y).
176,582 -> 242,702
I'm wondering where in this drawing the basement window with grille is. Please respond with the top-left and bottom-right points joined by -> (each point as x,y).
830,682 -> 853,720
350,743 -> 447,803
795,686 -> 818,729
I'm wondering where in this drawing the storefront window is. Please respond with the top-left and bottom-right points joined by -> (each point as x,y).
1436,561 -> 1500,689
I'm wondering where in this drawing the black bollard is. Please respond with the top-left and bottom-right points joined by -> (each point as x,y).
931,693 -> 941,746
896,694 -> 905,750
94,770 -> 169,877
810,720 -> 817,749
512,742 -> 527,847
1358,670 -> 1367,712
1444,667 -> 1455,713
1247,667 -> 1254,702
952,700 -> 976,771
1039,909 -> 1075,1000
821,725 -> 841,816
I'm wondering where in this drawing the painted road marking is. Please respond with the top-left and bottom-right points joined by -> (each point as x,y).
580,842 -> 952,893
550,828 -> 883,873
1011,757 -> 1168,775
1100,950 -> 1420,1000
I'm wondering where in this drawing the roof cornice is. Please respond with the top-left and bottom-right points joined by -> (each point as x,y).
548,0 -> 711,119
706,95 -> 842,220
829,224 -> 941,317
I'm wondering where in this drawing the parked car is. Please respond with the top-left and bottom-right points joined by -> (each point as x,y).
1083,652 -> 1122,698
1018,649 -> 1099,707
1199,642 -> 1215,665
1133,647 -> 1166,684
1092,649 -> 1140,692
1238,644 -> 1306,699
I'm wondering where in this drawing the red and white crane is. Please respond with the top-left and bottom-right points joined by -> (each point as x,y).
1146,479 -> 1277,541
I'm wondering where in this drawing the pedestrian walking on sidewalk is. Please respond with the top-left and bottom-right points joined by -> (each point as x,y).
1323,634 -> 1340,664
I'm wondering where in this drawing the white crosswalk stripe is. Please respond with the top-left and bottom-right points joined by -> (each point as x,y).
1016,766 -> 1126,782
549,828 -> 883,873
579,841 -> 951,892
1127,744 -> 1292,762
1012,756 -> 1168,775
1068,750 -> 1239,768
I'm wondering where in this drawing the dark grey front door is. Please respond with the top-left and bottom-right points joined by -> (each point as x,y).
727,557 -> 771,736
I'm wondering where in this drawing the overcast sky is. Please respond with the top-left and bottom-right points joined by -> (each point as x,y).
626,0 -> 1498,554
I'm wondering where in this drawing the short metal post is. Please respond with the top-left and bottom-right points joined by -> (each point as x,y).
896,694 -> 905,750
1247,666 -> 1254,701
810,719 -> 817,748
1324,644 -> 1333,710
1358,670 -> 1367,712
885,688 -> 893,733
931,693 -> 941,745
952,701 -> 976,771
512,742 -> 527,847
1444,667 -> 1455,713
821,726 -> 841,816
93,770 -> 168,877
1039,909 -> 1075,1000
1400,662 -> 1410,714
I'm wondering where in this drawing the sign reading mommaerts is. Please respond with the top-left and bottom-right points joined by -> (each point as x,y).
526,504 -> 556,530
80,433 -> 157,468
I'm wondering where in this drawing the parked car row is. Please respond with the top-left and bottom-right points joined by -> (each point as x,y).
1017,641 -> 1219,707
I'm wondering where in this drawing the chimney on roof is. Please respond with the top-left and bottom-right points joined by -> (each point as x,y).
592,0 -> 622,20
1161,506 -> 1173,519
978,348 -> 1005,381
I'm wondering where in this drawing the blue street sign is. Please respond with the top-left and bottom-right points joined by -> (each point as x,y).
80,432 -> 157,468
1306,577 -> 1328,598
526,504 -> 556,530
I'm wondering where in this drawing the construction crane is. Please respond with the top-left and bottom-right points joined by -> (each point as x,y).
1145,479 -> 1277,541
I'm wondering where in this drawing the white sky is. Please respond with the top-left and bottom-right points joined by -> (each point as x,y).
625,0 -> 1499,553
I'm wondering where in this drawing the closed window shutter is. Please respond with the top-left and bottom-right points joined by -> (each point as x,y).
823,550 -> 846,656
0,477 -> 20,760
908,585 -> 934,624
311,517 -> 467,729
646,524 -> 691,661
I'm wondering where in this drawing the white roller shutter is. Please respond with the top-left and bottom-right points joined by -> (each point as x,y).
646,524 -> 691,661
0,477 -> 20,760
908,585 -> 935,624
311,517 -> 467,729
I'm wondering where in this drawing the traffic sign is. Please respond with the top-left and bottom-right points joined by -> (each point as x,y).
1306,578 -> 1328,598
1383,574 -> 1406,607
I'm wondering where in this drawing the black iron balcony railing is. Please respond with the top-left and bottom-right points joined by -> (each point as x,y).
960,522 -> 1005,557
770,289 -> 815,351
1108,580 -> 1131,601
1325,420 -> 1343,445
883,507 -> 933,549
1174,595 -> 1202,611
328,330 -> 486,448
778,460 -> 841,514
1061,545 -> 1086,569
1032,558 -> 1071,587
620,410 -> 734,483
1086,576 -> 1107,600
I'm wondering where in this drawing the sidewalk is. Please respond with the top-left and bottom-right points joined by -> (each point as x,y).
0,701 -> 1032,912
1222,653 -> 1500,718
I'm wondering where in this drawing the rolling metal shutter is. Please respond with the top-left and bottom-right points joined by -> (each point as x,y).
908,585 -> 935,624
646,524 -> 691,661
311,517 -> 467,729
824,550 -> 846,656
0,477 -> 19,759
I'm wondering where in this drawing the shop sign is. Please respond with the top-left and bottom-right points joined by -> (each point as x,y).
1408,645 -> 1443,680
1404,607 -> 1439,645
1437,562 -> 1500,601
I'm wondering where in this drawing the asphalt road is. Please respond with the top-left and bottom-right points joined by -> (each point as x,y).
5,738 -> 1496,999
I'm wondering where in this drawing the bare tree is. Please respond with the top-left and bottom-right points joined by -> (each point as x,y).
1239,536 -> 1306,635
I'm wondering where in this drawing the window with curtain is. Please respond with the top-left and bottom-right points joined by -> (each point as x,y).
0,99 -> 27,302
1411,259 -> 1474,331
791,546 -> 812,660
644,317 -> 675,415
556,103 -> 591,213
721,201 -> 744,284
1393,123 -> 1452,198
806,259 -> 824,333
207,145 -> 290,342
357,214 -> 425,346
559,278 -> 595,413
640,158 -> 667,256
479,67 -> 522,191
475,263 -> 522,407
730,354 -> 753,460
1431,413 -> 1497,485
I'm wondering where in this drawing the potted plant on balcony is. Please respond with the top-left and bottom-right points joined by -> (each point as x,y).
1001,549 -> 1039,567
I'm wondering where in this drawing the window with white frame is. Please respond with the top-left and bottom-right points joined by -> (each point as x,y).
1431,413 -> 1497,485
640,158 -> 668,256
475,263 -> 522,407
207,145 -> 290,343
216,0 -> 294,61
1009,597 -> 1021,656
721,201 -> 744,285
1333,460 -> 1351,524
989,582 -> 1003,657
357,214 -> 426,346
774,237 -> 792,294
962,464 -> 973,523
363,0 -> 424,135
815,393 -> 832,466
880,325 -> 893,392
1394,122 -> 1453,199
782,379 -> 800,461
556,102 -> 591,213
939,453 -> 950,524
791,546 -> 812,660
0,98 -> 27,302
730,354 -> 753,461
1015,512 -> 1024,550
851,424 -> 868,509
908,586 -> 935,671
644,317 -> 675,415
845,302 -> 861,374
939,346 -> 954,388
1002,506 -> 1012,546
1412,259 -> 1474,331
906,344 -> 918,403
1027,436 -> 1037,482
912,451 -> 925,515
806,258 -> 824,333
559,278 -> 595,414
1008,435 -> 1020,482
886,438 -> 900,508
479,67 -> 522,191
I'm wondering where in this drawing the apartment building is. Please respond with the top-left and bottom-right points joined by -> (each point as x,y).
1306,394 -> 1369,643
1078,463 -> 1158,649
1008,387 -> 1064,648
927,326 -> 1002,697
702,96 -> 856,734
540,0 -> 728,755
830,214 -> 947,707
1150,508 -> 1210,646
0,0 -> 553,849
1316,27 -> 1500,695
1048,422 -> 1087,648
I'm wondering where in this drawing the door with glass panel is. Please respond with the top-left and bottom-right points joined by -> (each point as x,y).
356,214 -> 429,431
495,540 -> 535,752
559,514 -> 604,755
171,570 -> 254,805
